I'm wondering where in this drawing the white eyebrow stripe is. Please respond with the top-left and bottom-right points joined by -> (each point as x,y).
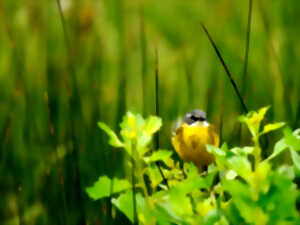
189,121 -> 210,127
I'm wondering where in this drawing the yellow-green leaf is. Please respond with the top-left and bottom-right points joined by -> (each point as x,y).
143,116 -> 162,136
98,122 -> 124,148
260,122 -> 285,136
265,138 -> 288,162
144,149 -> 173,164
86,176 -> 131,200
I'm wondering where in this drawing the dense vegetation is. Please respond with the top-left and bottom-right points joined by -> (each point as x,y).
87,107 -> 300,224
0,0 -> 299,224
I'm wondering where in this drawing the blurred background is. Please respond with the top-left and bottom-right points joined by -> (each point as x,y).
0,0 -> 299,224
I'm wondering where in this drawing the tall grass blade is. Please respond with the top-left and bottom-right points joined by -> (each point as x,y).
200,22 -> 248,113
241,0 -> 253,97
154,47 -> 169,189
140,5 -> 148,116
55,1 -> 86,224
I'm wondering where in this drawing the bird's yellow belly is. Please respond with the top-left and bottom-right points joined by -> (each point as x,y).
172,123 -> 219,168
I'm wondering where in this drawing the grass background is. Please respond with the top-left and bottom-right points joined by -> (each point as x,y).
0,0 -> 300,224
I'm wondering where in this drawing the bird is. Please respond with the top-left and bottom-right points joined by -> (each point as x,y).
171,109 -> 219,170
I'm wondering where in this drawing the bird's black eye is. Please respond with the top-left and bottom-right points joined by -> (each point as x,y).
190,115 -> 206,122
190,115 -> 199,122
199,117 -> 206,122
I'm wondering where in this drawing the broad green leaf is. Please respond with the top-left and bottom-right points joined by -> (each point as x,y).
137,135 -> 152,155
290,149 -> 300,171
174,164 -> 217,192
196,198 -> 215,218
143,116 -> 162,136
144,150 -> 173,164
86,176 -> 131,200
239,106 -> 270,137
260,122 -> 285,136
231,146 -> 254,156
227,156 -> 251,182
160,189 -> 194,218
112,190 -> 135,223
207,144 -> 228,168
151,203 -> 187,225
277,165 -> 295,180
120,112 -> 139,139
250,162 -> 271,193
112,190 -> 151,224
223,180 -> 250,199
225,170 -> 238,180
120,112 -> 145,140
207,144 -> 226,156
265,138 -> 288,161
98,122 -> 124,148
202,209 -> 223,225
146,164 -> 163,189
284,128 -> 300,151
294,129 -> 300,137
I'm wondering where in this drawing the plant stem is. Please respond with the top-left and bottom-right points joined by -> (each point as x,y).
253,136 -> 262,169
131,140 -> 139,225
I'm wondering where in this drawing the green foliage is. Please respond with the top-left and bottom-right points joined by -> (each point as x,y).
86,176 -> 131,200
87,107 -> 300,225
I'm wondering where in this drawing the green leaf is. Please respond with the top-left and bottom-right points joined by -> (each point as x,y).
173,163 -> 217,193
86,176 -> 131,200
231,146 -> 254,156
207,144 -> 228,168
227,156 -> 251,182
284,128 -> 300,151
98,122 -> 124,148
290,149 -> 300,171
112,190 -> 135,223
265,138 -> 288,161
203,209 -> 222,225
120,112 -> 141,139
277,165 -> 295,180
155,188 -> 194,219
112,190 -> 150,224
143,116 -> 162,136
146,164 -> 164,189
207,144 -> 226,156
239,106 -> 270,137
260,122 -> 285,135
144,150 -> 173,164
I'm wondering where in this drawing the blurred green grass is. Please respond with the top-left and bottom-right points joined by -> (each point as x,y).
0,0 -> 300,224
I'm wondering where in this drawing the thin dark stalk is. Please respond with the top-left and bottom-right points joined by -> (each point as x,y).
131,142 -> 138,225
154,48 -> 169,189
0,4 -> 15,46
1,4 -> 26,224
219,99 -> 224,145
17,186 -> 24,225
241,0 -> 253,96
55,1 -> 86,224
140,5 -> 148,116
183,56 -> 194,106
240,0 -> 253,144
45,91 -> 68,224
154,48 -> 159,134
56,0 -> 71,55
200,22 -> 248,113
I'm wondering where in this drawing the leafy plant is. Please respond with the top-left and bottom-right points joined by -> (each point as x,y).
86,107 -> 300,225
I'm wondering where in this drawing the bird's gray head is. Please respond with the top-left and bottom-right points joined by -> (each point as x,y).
184,109 -> 207,125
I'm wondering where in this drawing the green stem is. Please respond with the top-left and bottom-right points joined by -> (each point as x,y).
253,136 -> 262,169
131,141 -> 139,225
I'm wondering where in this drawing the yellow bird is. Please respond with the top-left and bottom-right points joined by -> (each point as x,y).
172,109 -> 219,170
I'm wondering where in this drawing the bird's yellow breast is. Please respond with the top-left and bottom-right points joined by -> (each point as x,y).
172,123 -> 219,169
